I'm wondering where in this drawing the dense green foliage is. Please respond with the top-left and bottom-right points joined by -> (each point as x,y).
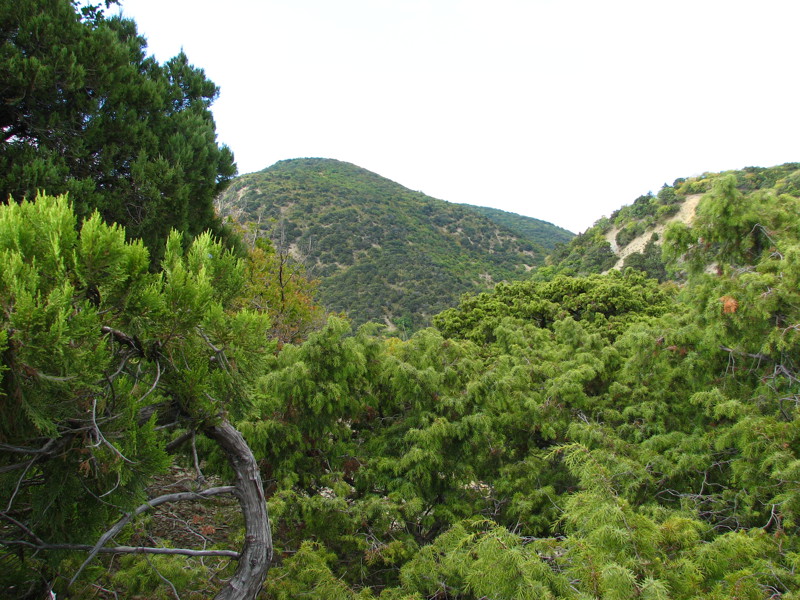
622,234 -> 668,282
548,229 -> 619,274
0,195 -> 272,597
235,168 -> 800,599
4,147 -> 800,599
4,3 -> 800,598
216,158 -> 567,328
0,0 -> 238,264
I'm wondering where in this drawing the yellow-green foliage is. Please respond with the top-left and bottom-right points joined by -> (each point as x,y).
0,194 -> 272,596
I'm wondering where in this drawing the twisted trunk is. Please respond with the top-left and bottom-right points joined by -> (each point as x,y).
206,420 -> 272,600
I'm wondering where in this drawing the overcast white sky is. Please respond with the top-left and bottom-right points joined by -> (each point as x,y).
113,0 -> 800,233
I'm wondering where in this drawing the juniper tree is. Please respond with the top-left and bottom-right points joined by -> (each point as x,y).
255,246 -> 800,598
0,195 -> 271,599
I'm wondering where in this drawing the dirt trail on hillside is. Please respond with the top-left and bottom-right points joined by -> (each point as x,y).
604,194 -> 703,271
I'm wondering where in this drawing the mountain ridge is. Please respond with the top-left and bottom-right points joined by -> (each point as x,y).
456,203 -> 573,250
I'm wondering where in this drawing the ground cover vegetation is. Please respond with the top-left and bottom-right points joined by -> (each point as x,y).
3,1 -> 800,599
216,158 -> 573,329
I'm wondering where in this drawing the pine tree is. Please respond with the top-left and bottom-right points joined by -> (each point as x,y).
0,0 -> 238,264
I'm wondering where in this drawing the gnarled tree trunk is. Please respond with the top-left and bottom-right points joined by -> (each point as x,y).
206,420 -> 273,600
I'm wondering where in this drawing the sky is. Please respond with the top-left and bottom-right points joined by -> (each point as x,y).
113,0 -> 800,234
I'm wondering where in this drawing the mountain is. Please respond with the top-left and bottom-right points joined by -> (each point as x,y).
215,158 -> 574,328
547,162 -> 800,280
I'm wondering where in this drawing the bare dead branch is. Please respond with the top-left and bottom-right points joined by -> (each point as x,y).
191,432 -> 205,484
719,346 -> 770,362
0,459 -> 35,475
165,430 -> 194,453
196,327 -> 234,376
68,486 -> 236,586
0,440 -> 56,454
89,397 -> 134,464
0,438 -> 61,475
5,456 -> 36,512
0,511 -> 46,546
145,552 -> 182,599
101,326 -> 143,354
132,357 -> 162,406
0,539 -> 239,558
719,346 -> 799,382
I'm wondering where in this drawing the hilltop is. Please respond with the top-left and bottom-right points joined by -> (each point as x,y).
216,158 -> 573,328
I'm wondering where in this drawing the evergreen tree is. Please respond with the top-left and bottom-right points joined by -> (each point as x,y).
0,195 -> 270,599
0,0 -> 237,264
622,235 -> 668,282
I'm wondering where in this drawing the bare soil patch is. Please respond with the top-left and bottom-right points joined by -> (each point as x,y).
604,194 -> 702,270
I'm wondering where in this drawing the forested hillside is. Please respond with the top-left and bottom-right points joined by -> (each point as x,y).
457,203 -> 573,250
216,158 -> 571,328
4,2 -> 800,599
548,162 -> 800,281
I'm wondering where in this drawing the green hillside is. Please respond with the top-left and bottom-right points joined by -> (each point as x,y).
548,162 -> 800,279
460,203 -> 574,249
216,158 -> 570,328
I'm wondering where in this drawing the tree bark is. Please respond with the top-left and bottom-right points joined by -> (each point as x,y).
206,419 -> 273,600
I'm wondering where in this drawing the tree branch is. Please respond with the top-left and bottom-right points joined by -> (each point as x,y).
68,486 -> 235,586
1,539 -> 239,558
101,325 -> 143,354
0,511 -> 46,546
165,429 -> 194,453
0,437 -> 62,475
719,345 -> 770,362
